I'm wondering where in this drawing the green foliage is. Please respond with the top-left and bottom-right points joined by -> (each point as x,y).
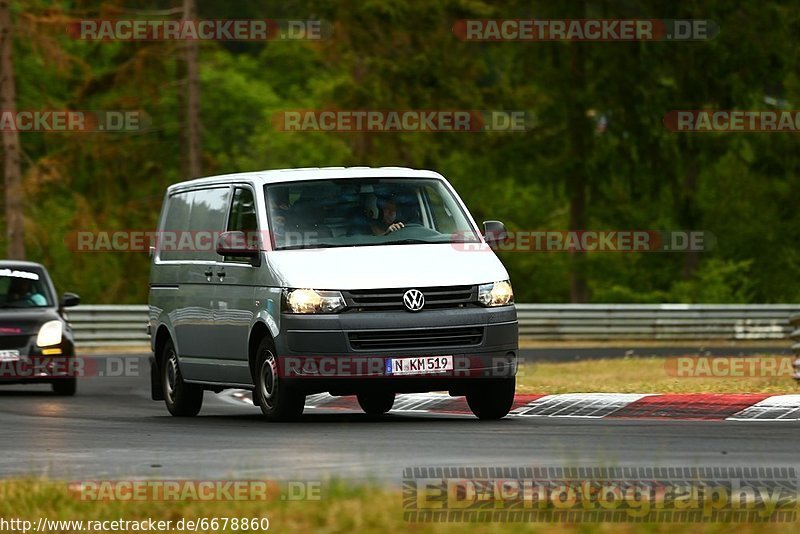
2,0 -> 799,304
670,258 -> 755,304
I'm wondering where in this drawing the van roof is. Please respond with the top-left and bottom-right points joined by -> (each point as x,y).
167,167 -> 446,192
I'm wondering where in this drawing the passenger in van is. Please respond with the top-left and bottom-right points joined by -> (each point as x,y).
371,198 -> 405,235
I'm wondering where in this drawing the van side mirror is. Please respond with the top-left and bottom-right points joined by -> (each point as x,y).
216,231 -> 260,257
60,292 -> 80,308
483,220 -> 508,248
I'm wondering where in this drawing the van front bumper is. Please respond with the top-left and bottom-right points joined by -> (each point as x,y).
274,306 -> 518,395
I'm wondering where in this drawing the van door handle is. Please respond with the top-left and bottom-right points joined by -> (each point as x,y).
204,268 -> 213,281
217,268 -> 226,281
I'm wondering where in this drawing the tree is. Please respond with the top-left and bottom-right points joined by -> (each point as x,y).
182,0 -> 202,179
0,0 -> 24,258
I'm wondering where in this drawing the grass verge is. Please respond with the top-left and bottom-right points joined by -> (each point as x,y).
0,479 -> 797,533
515,355 -> 798,394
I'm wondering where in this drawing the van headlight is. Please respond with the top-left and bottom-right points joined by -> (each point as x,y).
284,289 -> 346,314
478,280 -> 514,307
36,320 -> 64,347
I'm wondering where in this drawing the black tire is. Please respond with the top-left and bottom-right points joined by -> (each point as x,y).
162,338 -> 203,416
357,391 -> 395,416
466,377 -> 516,420
253,337 -> 305,421
52,377 -> 76,396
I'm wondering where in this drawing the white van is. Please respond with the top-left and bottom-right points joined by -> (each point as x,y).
148,167 -> 518,420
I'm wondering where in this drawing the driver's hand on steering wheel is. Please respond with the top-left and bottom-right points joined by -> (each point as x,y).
385,222 -> 405,234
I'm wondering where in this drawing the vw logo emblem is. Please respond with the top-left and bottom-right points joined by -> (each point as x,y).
403,289 -> 425,312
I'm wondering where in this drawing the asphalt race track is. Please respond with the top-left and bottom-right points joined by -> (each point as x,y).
0,354 -> 798,485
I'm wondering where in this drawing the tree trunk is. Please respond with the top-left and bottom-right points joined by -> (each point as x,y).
680,158 -> 700,279
0,0 -> 24,259
183,0 -> 201,179
567,39 -> 589,303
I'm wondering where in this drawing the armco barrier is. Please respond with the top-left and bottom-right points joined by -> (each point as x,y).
515,304 -> 799,340
66,304 -> 800,348
790,314 -> 800,380
66,305 -> 150,347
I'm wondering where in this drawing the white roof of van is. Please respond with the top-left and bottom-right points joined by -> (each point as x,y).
167,167 -> 446,192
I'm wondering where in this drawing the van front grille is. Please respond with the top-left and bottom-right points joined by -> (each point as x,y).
342,285 -> 475,312
348,326 -> 484,351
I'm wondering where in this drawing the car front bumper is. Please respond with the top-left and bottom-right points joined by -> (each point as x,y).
0,337 -> 76,384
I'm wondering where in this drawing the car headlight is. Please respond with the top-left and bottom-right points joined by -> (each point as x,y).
36,320 -> 63,347
284,289 -> 346,314
478,280 -> 514,307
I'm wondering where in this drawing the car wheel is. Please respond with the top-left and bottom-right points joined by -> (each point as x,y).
52,377 -> 76,396
162,339 -> 203,416
357,391 -> 395,416
466,377 -> 515,420
254,337 -> 305,421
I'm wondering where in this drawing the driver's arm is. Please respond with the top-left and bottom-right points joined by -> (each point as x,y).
384,222 -> 405,234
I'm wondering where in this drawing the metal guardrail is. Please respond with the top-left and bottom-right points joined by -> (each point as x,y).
66,304 -> 800,348
515,304 -> 799,340
66,305 -> 151,347
790,314 -> 800,380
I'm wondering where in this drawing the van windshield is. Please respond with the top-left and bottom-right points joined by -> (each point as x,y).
264,178 -> 481,250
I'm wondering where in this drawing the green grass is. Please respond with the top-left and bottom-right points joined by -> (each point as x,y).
0,479 -> 797,533
515,356 -> 799,394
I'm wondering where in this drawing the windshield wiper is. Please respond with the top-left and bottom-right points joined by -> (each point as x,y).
384,239 -> 442,245
276,243 -> 351,251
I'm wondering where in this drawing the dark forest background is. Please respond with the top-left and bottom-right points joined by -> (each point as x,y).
2,0 -> 799,304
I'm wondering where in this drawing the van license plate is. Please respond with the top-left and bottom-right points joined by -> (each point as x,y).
386,356 -> 453,376
0,350 -> 20,362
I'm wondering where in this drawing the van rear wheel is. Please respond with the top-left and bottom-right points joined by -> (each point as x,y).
162,339 -> 203,416
254,338 -> 305,421
357,391 -> 395,416
466,377 -> 515,420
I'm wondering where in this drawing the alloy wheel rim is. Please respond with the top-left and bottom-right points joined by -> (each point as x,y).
165,350 -> 178,403
259,350 -> 278,408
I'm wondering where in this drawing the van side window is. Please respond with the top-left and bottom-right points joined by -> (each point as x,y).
159,187 -> 231,262
225,187 -> 258,263
159,191 -> 192,262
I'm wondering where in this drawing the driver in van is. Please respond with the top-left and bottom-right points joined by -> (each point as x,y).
371,198 -> 405,235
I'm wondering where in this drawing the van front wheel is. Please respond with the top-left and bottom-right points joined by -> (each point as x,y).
162,339 -> 203,416
466,377 -> 515,420
254,338 -> 305,421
